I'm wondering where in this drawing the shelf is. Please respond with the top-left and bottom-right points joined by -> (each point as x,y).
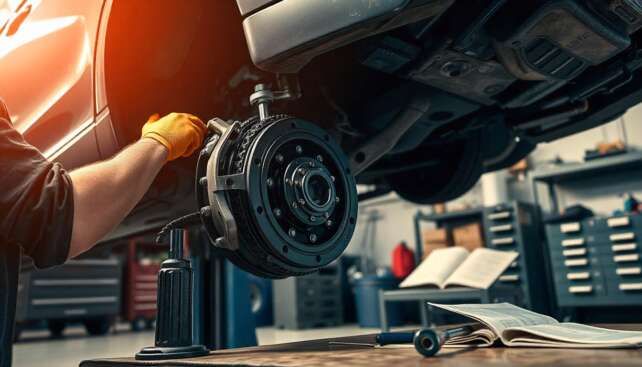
531,151 -> 642,184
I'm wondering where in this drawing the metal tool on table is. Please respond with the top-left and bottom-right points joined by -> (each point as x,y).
329,325 -> 475,357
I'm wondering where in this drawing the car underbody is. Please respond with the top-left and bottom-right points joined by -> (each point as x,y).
100,0 -> 642,274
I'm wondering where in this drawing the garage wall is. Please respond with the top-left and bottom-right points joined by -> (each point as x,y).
524,104 -> 642,216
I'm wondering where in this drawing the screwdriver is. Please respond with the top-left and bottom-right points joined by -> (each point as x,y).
329,325 -> 475,357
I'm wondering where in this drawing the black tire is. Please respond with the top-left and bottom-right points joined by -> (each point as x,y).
130,317 -> 147,332
84,317 -> 111,336
386,131 -> 484,204
48,320 -> 66,338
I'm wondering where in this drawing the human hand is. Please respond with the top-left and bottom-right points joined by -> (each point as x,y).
141,112 -> 207,161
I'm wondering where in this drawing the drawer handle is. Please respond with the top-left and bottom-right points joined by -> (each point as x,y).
490,224 -> 513,233
569,285 -> 593,294
565,258 -> 588,267
612,243 -> 638,252
614,254 -> 640,263
561,238 -> 585,247
608,217 -> 631,228
616,267 -> 642,275
498,274 -> 520,282
610,232 -> 636,242
561,222 -> 581,233
492,237 -> 515,246
488,211 -> 511,220
619,283 -> 642,291
563,248 -> 587,257
567,272 -> 590,280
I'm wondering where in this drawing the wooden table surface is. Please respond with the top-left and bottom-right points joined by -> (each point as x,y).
81,325 -> 642,367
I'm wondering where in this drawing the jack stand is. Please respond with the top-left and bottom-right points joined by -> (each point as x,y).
136,229 -> 209,360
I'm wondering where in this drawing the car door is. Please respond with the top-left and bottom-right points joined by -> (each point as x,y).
0,0 -> 104,168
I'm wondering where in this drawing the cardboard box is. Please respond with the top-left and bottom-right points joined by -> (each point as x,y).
452,222 -> 484,251
422,228 -> 452,258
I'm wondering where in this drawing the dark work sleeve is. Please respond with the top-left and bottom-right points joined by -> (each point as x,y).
0,117 -> 74,269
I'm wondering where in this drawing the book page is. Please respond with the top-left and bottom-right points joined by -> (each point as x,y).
502,323 -> 642,348
400,247 -> 469,288
443,248 -> 518,289
429,303 -> 558,339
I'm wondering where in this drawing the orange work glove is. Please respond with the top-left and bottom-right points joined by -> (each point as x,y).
141,112 -> 207,161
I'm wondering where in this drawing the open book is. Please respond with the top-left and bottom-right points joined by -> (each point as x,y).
400,247 -> 518,289
431,302 -> 642,348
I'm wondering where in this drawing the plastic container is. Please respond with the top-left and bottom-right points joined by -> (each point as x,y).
353,274 -> 403,328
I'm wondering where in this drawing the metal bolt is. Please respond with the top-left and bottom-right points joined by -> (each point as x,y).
295,180 -> 301,187
285,178 -> 293,186
309,233 -> 318,243
266,177 -> 274,187
326,220 -> 333,227
308,161 -> 316,168
274,208 -> 282,217
310,216 -> 317,222
288,228 -> 296,237
330,176 -> 335,182
316,155 -> 323,163
298,198 -> 306,206
297,167 -> 307,175
275,154 -> 284,163
324,212 -> 330,218
295,145 -> 303,154
335,196 -> 340,203
291,201 -> 298,209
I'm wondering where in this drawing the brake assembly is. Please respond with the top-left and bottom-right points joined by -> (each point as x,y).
194,84 -> 358,278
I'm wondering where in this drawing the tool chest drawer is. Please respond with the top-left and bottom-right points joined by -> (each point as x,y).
17,258 -> 122,321
483,202 -> 548,313
546,213 -> 642,308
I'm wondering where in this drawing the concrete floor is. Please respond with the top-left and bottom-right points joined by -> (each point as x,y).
12,323 -> 381,367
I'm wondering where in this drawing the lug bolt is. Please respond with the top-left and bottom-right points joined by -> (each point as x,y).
308,160 -> 316,168
295,180 -> 301,187
295,145 -> 303,154
298,168 -> 307,175
310,216 -> 317,222
266,178 -> 274,187
288,228 -> 296,237
316,155 -> 323,163
275,154 -> 284,163
285,178 -> 293,186
326,220 -> 333,227
274,208 -> 282,217
298,198 -> 306,206
309,233 -> 318,243
335,196 -> 340,203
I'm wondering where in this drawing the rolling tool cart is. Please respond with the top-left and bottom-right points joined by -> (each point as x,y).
15,257 -> 122,339
482,201 -> 551,313
122,238 -> 166,331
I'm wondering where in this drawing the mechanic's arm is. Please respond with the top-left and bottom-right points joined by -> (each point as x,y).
67,113 -> 206,259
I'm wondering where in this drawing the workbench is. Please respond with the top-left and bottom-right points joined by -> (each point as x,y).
82,325 -> 642,367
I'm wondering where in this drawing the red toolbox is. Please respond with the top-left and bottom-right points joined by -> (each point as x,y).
122,238 -> 166,331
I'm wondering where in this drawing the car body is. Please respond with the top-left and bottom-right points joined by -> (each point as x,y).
2,0 -> 642,242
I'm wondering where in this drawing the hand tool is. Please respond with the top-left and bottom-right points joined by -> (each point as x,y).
329,325 -> 475,357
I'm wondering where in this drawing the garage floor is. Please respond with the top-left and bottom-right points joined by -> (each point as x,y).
13,324 -> 381,367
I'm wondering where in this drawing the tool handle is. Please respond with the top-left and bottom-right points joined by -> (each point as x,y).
376,332 -> 415,346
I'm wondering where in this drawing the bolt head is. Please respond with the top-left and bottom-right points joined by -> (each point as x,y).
288,228 -> 296,237
330,176 -> 336,182
298,198 -> 306,206
326,220 -> 333,227
291,201 -> 298,209
295,145 -> 303,154
310,215 -> 317,222
275,154 -> 284,163
335,196 -> 340,203
274,208 -> 282,217
266,178 -> 274,187
297,168 -> 307,175
309,233 -> 318,243
316,155 -> 324,163
285,178 -> 293,186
